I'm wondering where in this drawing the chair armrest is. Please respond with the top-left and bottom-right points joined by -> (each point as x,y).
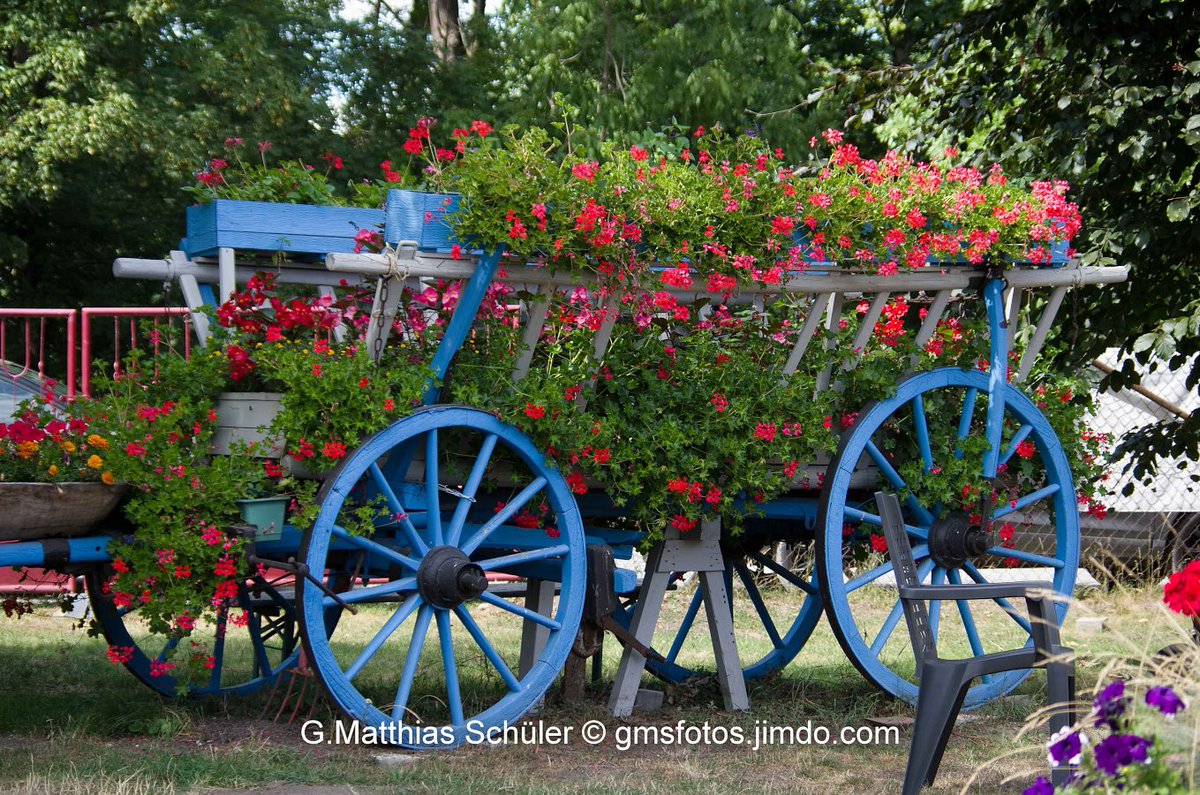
900,581 -> 1056,602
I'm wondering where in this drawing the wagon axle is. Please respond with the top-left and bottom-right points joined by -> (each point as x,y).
926,512 -> 990,570
416,545 -> 489,608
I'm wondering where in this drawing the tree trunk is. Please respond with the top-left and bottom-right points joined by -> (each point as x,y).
428,0 -> 464,63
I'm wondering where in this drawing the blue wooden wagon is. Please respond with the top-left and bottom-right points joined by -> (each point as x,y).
5,189 -> 1128,747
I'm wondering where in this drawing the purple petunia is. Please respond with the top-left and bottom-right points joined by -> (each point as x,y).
1145,685 -> 1186,717
1092,733 -> 1152,776
1047,727 -> 1087,767
1093,680 -> 1128,729
1022,776 -> 1055,795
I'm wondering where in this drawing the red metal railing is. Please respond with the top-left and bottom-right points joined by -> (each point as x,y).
2,306 -> 192,596
81,307 -> 192,397
0,309 -> 78,399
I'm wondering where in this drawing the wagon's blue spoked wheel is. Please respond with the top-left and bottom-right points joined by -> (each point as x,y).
84,567 -> 316,698
297,406 -> 585,750
616,542 -> 822,683
816,368 -> 1079,708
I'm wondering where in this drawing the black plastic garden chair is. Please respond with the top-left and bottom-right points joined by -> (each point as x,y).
875,491 -> 1076,794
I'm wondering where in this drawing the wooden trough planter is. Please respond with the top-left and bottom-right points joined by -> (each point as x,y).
183,200 -> 385,258
0,482 -> 126,541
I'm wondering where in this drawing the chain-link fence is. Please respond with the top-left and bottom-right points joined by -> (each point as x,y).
1078,350 -> 1199,577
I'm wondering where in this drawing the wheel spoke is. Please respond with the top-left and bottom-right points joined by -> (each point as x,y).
845,544 -> 928,593
984,545 -> 1065,569
238,590 -> 272,676
392,604 -> 433,720
447,433 -> 499,547
461,476 -> 547,556
962,562 -> 1034,635
991,484 -> 1061,520
425,430 -> 443,546
346,595 -> 422,680
947,568 -> 990,683
845,507 -> 929,541
454,605 -> 521,692
331,524 -> 421,571
954,387 -> 978,460
368,463 -> 428,555
870,599 -> 905,656
734,562 -> 783,649
479,544 -> 570,572
746,550 -> 817,595
478,590 -> 561,631
325,576 -> 417,607
863,441 -> 934,526
436,610 -> 465,727
209,607 -> 228,689
999,424 -> 1034,468
158,634 -> 180,663
912,395 -> 934,473
666,587 -> 704,664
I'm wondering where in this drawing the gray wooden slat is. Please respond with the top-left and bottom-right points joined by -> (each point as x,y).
815,292 -> 844,392
1016,286 -> 1067,382
510,284 -> 551,383
782,293 -> 831,377
848,291 -> 891,360
172,250 -> 211,346
1006,286 -> 1024,351
913,290 -> 953,351
218,247 -> 236,304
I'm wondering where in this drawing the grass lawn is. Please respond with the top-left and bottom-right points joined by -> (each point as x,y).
0,579 -> 1193,795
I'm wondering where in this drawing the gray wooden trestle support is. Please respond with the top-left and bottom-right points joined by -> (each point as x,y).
608,518 -> 749,717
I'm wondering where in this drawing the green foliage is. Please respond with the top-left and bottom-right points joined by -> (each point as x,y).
0,0 -> 340,305
857,0 -> 1200,472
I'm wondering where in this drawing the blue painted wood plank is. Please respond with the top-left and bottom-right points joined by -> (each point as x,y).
384,189 -> 461,251
185,201 -> 384,258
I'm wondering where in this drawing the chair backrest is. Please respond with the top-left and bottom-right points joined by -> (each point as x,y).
877,491 -> 936,674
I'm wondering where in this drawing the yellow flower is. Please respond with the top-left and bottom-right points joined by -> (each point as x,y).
47,465 -> 59,476
87,434 -> 109,450
86,455 -> 103,469
61,440 -> 77,453
101,471 -> 116,486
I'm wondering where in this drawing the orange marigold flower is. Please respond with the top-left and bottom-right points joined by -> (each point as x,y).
101,471 -> 116,486
87,434 -> 109,450
48,465 -> 59,476
86,455 -> 103,469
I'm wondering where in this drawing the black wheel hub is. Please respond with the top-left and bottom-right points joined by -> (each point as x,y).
927,511 -> 990,569
416,546 -> 488,608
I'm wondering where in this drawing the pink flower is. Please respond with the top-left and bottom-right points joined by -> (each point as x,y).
821,129 -> 844,145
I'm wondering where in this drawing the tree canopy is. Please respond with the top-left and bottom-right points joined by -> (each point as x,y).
2,0 -> 1196,468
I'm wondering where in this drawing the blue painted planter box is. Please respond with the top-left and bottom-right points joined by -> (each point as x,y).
385,190 -> 461,252
184,200 -> 385,258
